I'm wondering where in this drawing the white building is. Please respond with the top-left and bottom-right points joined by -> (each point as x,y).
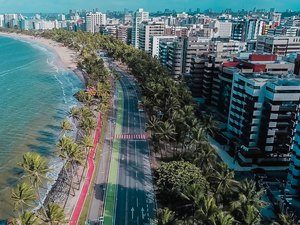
86,12 -> 107,33
211,20 -> 232,38
257,35 -> 300,55
0,15 -> 4,27
131,8 -> 149,48
209,39 -> 246,56
151,36 -> 177,57
139,21 -> 165,53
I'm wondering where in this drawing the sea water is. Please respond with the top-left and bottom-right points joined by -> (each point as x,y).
0,36 -> 83,218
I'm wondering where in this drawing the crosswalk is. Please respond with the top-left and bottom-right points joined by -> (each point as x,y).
114,133 -> 149,140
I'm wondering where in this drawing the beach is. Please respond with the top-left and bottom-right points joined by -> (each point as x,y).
0,32 -> 85,218
0,32 -> 86,84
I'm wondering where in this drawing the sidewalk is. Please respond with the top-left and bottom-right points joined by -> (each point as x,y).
208,136 -> 288,172
69,115 -> 102,225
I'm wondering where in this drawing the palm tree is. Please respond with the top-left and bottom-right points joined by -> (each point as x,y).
58,140 -> 84,207
11,182 -> 36,214
79,116 -> 96,135
209,164 -> 239,204
243,205 -> 261,225
79,135 -> 94,185
43,203 -> 68,225
69,107 -> 80,121
14,211 -> 40,225
60,119 -> 72,136
231,179 -> 266,212
213,212 -> 235,225
156,208 -> 177,225
273,213 -> 297,225
180,184 -> 206,224
155,121 -> 176,156
195,196 -> 219,225
200,114 -> 218,135
18,152 -> 50,214
231,179 -> 266,224
194,147 -> 217,174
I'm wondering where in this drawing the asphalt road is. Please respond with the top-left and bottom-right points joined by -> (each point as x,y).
114,68 -> 155,225
88,56 -> 155,225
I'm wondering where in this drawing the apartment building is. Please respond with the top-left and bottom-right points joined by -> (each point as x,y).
151,36 -> 177,57
287,115 -> 300,195
227,73 -> 300,165
131,8 -> 149,48
209,38 -> 246,56
257,35 -> 300,55
164,37 -> 210,77
139,21 -> 165,54
85,12 -> 106,33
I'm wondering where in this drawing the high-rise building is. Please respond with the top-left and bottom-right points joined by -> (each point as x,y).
257,35 -> 300,55
210,20 -> 232,38
287,112 -> 300,195
85,12 -> 107,33
151,36 -> 177,57
4,14 -> 18,28
227,73 -> 300,166
0,15 -> 4,27
231,20 -> 246,41
131,8 -> 149,48
245,19 -> 263,40
209,38 -> 246,56
139,21 -> 165,54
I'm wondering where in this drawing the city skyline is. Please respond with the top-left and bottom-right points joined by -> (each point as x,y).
0,0 -> 300,13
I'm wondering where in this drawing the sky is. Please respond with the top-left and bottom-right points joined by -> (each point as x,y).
0,0 -> 300,13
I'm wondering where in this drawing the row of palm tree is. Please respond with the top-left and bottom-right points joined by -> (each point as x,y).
6,29 -> 296,224
10,152 -> 67,224
6,29 -> 114,224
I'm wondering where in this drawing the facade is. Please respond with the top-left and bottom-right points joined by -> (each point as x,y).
231,20 -> 246,41
4,14 -> 18,28
116,25 -> 132,44
287,113 -> 300,195
139,21 -> 165,54
162,37 -> 210,77
131,8 -> 149,48
210,20 -> 232,38
151,36 -> 177,57
227,73 -> 300,165
245,19 -> 263,40
209,38 -> 246,56
257,35 -> 300,55
0,15 -> 4,27
85,12 -> 107,33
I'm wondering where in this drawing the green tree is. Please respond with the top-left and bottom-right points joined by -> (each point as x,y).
43,203 -> 68,225
18,152 -> 50,214
60,119 -> 72,136
11,182 -> 36,214
156,208 -> 177,225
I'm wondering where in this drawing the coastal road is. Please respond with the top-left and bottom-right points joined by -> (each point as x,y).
114,72 -> 155,225
99,59 -> 155,225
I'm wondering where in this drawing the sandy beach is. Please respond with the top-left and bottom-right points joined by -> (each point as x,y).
0,32 -> 86,84
0,31 -> 89,218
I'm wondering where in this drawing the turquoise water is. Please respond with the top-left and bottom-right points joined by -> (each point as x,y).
0,36 -> 83,218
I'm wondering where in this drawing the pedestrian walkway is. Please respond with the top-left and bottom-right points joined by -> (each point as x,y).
69,115 -> 102,225
114,133 -> 148,140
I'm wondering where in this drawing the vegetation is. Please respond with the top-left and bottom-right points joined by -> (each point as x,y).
6,28 -> 113,224
4,28 -> 292,224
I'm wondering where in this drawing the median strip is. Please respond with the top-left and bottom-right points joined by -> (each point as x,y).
103,81 -> 124,225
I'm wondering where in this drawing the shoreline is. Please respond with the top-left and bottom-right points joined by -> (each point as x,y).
0,31 -> 88,219
0,32 -> 87,85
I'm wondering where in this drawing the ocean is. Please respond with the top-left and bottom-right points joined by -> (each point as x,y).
0,36 -> 83,218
